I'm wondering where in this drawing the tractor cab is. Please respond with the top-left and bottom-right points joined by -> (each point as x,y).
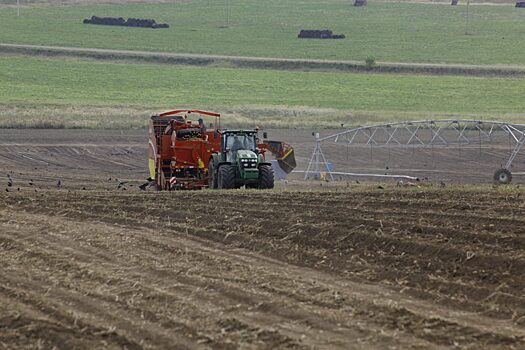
222,131 -> 258,162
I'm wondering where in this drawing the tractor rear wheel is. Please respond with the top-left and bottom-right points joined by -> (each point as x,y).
494,168 -> 512,184
218,164 -> 236,189
208,161 -> 218,189
258,164 -> 274,189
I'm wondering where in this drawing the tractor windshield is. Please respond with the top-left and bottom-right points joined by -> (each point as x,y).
226,134 -> 256,151
226,134 -> 256,161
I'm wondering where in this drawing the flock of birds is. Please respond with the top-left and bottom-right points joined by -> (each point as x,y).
5,173 -> 149,192
7,172 -> 447,192
6,164 -> 458,193
5,173 -> 62,192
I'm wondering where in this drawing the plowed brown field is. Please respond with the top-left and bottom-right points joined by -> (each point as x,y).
0,129 -> 524,349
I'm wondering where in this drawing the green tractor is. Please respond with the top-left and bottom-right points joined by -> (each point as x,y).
208,130 -> 275,189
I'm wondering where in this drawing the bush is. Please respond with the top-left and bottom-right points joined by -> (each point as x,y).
365,56 -> 376,70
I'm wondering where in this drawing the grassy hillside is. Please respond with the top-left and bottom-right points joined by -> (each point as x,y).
0,0 -> 524,65
0,55 -> 523,129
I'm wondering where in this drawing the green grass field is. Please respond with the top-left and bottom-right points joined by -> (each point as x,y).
0,55 -> 523,129
1,0 -> 524,65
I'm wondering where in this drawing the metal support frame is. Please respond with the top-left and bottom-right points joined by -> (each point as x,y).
304,133 -> 334,180
505,132 -> 525,170
305,119 -> 525,181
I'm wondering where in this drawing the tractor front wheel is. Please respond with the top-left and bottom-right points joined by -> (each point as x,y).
258,164 -> 274,189
218,164 -> 236,189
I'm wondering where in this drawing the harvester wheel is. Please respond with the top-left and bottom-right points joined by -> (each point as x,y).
218,165 -> 236,189
208,162 -> 218,189
494,168 -> 512,185
258,164 -> 274,189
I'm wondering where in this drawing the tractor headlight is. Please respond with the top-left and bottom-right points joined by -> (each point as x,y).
241,158 -> 255,167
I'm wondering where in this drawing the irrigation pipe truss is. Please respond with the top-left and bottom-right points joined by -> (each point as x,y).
303,119 -> 525,182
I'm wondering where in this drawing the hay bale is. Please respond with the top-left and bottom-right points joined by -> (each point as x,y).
516,1 -> 525,7
320,30 -> 333,38
153,23 -> 170,29
89,15 -> 101,24
108,17 -> 126,26
83,15 -> 169,29
87,16 -> 126,26
298,30 -> 316,38
298,29 -> 344,39
354,0 -> 367,6
126,18 -> 157,28
298,29 -> 333,39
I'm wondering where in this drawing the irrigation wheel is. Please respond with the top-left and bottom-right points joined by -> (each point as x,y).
494,168 -> 512,185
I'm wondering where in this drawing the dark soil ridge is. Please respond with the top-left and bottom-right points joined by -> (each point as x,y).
1,43 -> 525,77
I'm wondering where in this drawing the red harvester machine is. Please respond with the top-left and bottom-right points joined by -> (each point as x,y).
148,109 -> 296,190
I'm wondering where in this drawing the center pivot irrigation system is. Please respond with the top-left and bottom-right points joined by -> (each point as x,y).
304,119 -> 525,184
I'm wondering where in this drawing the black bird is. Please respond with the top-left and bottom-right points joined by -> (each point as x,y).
117,181 -> 128,190
57,179 -> 62,188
